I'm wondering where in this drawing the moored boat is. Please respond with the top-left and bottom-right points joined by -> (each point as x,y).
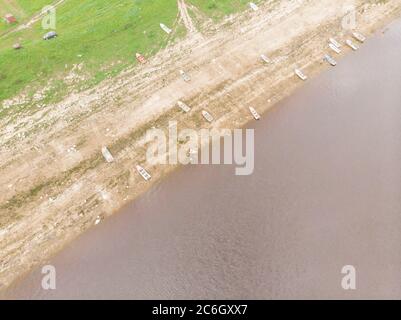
177,101 -> 191,113
352,32 -> 366,43
329,38 -> 342,48
101,146 -> 114,163
136,53 -> 147,64
329,43 -> 341,54
160,23 -> 172,34
324,54 -> 337,66
249,107 -> 261,120
346,39 -> 359,51
179,70 -> 191,82
202,110 -> 214,123
260,54 -> 270,64
249,2 -> 259,11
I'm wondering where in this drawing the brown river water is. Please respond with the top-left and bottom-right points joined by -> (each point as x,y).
3,19 -> 401,299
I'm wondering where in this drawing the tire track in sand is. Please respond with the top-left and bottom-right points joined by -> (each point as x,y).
178,0 -> 196,33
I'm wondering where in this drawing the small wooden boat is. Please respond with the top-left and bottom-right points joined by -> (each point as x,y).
346,39 -> 359,51
177,101 -> 191,113
249,107 -> 260,120
250,2 -> 259,11
136,165 -> 151,181
136,53 -> 147,64
324,54 -> 337,66
179,70 -> 191,82
160,23 -> 172,34
94,215 -> 102,225
295,68 -> 308,81
352,32 -> 366,43
329,38 -> 342,48
101,146 -> 114,163
329,43 -> 341,54
260,54 -> 270,64
13,43 -> 22,50
202,110 -> 214,123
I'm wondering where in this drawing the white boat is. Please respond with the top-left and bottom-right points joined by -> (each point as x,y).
136,165 -> 151,181
260,54 -> 270,64
101,146 -> 114,163
249,107 -> 260,120
352,32 -> 366,43
249,2 -> 259,11
295,68 -> 308,81
329,43 -> 341,54
160,23 -> 172,34
346,39 -> 358,51
202,110 -> 214,123
329,38 -> 342,48
324,54 -> 337,66
177,101 -> 191,113
179,70 -> 191,82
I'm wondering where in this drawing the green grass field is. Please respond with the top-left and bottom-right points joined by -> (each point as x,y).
0,0 -> 260,110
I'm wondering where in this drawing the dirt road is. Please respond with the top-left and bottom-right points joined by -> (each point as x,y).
0,0 -> 65,38
0,0 -> 400,290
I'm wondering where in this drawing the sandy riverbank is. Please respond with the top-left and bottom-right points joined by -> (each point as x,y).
1,0 -> 400,291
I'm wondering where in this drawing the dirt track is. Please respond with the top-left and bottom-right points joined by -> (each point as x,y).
0,0 -> 400,290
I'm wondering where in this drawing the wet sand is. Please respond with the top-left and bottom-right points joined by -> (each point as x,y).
3,18 -> 401,300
